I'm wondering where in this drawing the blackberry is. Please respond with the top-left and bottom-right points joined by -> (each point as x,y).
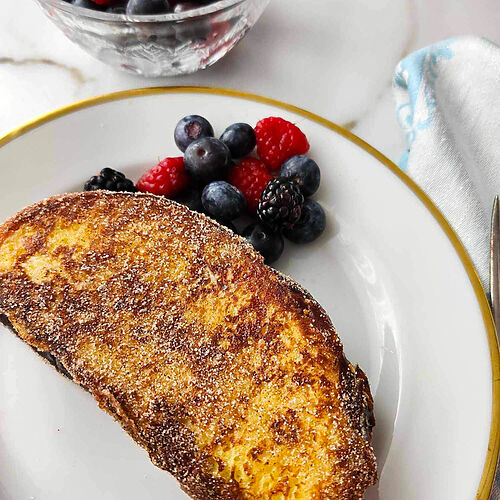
257,178 -> 304,230
84,167 -> 137,193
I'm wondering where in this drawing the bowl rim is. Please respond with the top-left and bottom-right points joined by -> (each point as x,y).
36,0 -> 249,22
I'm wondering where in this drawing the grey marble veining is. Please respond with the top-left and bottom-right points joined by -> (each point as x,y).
0,0 -> 498,164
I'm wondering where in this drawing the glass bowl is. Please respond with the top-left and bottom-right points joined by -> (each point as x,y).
35,0 -> 270,77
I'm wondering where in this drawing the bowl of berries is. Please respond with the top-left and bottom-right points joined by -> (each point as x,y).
84,114 -> 326,264
35,0 -> 270,76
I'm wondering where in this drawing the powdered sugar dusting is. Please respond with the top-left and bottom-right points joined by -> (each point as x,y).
0,191 -> 376,499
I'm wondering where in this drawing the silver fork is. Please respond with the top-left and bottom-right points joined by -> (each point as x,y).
491,196 -> 500,328
490,195 -> 500,500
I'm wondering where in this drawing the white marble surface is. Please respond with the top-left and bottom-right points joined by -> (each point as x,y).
1,0 -> 499,165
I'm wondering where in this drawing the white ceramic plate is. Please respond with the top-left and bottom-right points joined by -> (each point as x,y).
0,88 -> 498,500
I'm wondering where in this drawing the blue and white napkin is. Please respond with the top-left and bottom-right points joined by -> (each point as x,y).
393,36 -> 500,287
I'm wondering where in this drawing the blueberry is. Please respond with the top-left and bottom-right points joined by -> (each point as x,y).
71,0 -> 104,9
126,0 -> 171,15
201,181 -> 246,221
243,222 -> 284,264
220,123 -> 256,158
174,115 -> 214,153
173,186 -> 203,212
280,155 -> 321,196
184,137 -> 231,185
283,199 -> 326,243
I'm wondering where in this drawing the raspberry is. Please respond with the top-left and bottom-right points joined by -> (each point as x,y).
90,0 -> 114,4
136,157 -> 189,197
227,157 -> 273,213
254,117 -> 310,170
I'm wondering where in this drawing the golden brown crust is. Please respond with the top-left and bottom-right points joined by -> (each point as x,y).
0,191 -> 376,499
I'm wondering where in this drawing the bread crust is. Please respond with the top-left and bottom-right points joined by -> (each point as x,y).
0,191 -> 376,499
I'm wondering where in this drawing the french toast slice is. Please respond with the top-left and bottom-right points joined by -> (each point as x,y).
0,191 -> 376,499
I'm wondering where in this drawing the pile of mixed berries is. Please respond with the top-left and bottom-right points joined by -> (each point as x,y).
65,0 -> 215,14
84,115 -> 326,264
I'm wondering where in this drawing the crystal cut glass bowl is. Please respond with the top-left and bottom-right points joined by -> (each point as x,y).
36,0 -> 270,77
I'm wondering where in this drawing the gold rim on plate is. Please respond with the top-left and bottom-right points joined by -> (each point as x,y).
0,86 -> 498,498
